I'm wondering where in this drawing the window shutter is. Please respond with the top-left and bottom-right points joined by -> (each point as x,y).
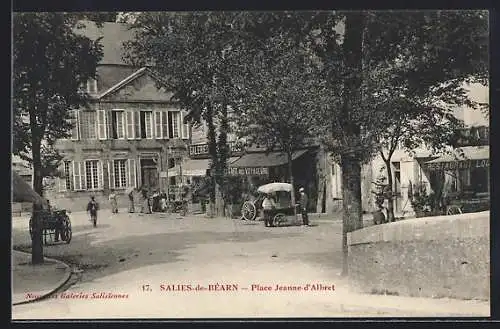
154,111 -> 162,139
162,111 -> 169,139
98,161 -> 104,189
105,110 -> 112,140
73,161 -> 81,191
134,111 -> 141,139
98,110 -> 107,140
126,110 -> 134,139
181,111 -> 189,139
108,160 -> 115,189
58,163 -> 67,192
81,162 -> 87,190
128,159 -> 137,188
70,110 -> 79,140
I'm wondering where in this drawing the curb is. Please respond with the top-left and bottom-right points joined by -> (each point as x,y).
12,250 -> 73,306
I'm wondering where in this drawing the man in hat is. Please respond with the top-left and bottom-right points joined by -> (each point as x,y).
299,187 -> 309,226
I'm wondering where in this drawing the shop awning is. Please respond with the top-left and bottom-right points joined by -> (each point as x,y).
230,149 -> 309,168
424,146 -> 489,171
166,157 -> 240,177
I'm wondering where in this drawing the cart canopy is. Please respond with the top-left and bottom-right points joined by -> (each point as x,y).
257,183 -> 293,194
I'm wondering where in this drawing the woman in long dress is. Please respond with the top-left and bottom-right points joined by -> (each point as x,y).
109,191 -> 118,214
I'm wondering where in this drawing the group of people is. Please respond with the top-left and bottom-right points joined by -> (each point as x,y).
261,187 -> 309,227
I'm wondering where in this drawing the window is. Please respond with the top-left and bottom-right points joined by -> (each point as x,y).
64,161 -> 71,190
73,162 -> 85,191
69,110 -> 79,140
125,111 -> 135,139
85,160 -> 99,190
168,111 -> 180,138
87,78 -> 98,94
113,159 -> 127,188
154,111 -> 162,138
111,110 -> 125,139
161,111 -> 169,138
79,111 -> 97,139
140,111 -> 153,139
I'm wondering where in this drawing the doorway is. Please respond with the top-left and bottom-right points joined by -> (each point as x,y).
140,158 -> 159,191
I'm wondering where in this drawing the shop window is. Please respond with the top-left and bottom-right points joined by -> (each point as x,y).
470,168 -> 488,193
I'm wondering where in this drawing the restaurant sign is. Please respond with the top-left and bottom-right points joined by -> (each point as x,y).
425,159 -> 489,171
227,167 -> 269,176
208,167 -> 269,176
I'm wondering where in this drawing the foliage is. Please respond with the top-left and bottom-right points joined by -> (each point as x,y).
371,175 -> 391,210
219,176 -> 244,204
123,12 -> 245,207
13,13 -> 103,187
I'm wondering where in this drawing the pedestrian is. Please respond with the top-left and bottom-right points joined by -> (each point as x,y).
262,194 -> 276,227
141,188 -> 151,214
86,196 -> 99,227
160,191 -> 167,212
127,187 -> 135,213
109,190 -> 118,214
299,187 -> 309,226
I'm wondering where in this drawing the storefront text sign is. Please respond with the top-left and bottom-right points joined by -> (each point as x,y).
425,159 -> 489,171
226,167 -> 269,176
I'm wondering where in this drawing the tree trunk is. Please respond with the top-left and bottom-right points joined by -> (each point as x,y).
287,150 -> 296,216
384,159 -> 395,222
339,11 -> 366,277
29,111 -> 44,265
340,154 -> 363,276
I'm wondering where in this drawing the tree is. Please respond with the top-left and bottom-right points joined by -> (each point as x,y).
309,10 -> 488,275
123,12 -> 246,216
13,13 -> 103,264
231,38 -> 327,211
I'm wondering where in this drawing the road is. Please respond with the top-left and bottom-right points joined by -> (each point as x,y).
11,210 -> 489,319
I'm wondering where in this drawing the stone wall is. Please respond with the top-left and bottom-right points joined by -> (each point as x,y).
347,211 -> 489,300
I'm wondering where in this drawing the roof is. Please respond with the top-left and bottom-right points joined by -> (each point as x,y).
426,146 -> 489,164
231,149 -> 309,168
75,21 -> 135,65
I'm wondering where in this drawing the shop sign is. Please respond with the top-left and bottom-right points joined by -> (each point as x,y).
426,159 -> 489,171
227,167 -> 269,176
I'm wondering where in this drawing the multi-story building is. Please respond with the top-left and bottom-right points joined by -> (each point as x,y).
358,82 -> 490,216
46,21 -> 191,210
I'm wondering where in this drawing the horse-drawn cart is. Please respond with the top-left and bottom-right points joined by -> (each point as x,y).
29,209 -> 72,245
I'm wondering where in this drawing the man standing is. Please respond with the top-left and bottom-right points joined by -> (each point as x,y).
127,187 -> 135,213
299,187 -> 309,226
262,194 -> 275,227
87,196 -> 99,228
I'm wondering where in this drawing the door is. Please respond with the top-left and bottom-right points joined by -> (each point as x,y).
140,158 -> 159,191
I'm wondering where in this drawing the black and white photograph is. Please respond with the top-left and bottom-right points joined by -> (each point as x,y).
11,10 -> 490,319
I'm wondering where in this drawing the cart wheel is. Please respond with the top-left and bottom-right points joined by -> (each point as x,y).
29,217 -> 34,240
62,216 -> 72,243
273,213 -> 286,227
242,201 -> 257,221
447,205 -> 462,215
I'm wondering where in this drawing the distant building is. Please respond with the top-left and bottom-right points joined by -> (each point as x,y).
46,21 -> 191,211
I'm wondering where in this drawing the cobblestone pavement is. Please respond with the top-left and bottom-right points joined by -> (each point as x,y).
12,210 -> 489,319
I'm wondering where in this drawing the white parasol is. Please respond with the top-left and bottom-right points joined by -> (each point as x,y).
257,183 -> 293,194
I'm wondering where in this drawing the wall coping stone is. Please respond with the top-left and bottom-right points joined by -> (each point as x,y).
348,211 -> 489,246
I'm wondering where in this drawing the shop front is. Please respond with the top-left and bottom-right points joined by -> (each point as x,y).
228,148 -> 318,212
422,146 -> 490,214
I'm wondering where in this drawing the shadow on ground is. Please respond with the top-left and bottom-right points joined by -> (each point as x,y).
13,228 -> 302,284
